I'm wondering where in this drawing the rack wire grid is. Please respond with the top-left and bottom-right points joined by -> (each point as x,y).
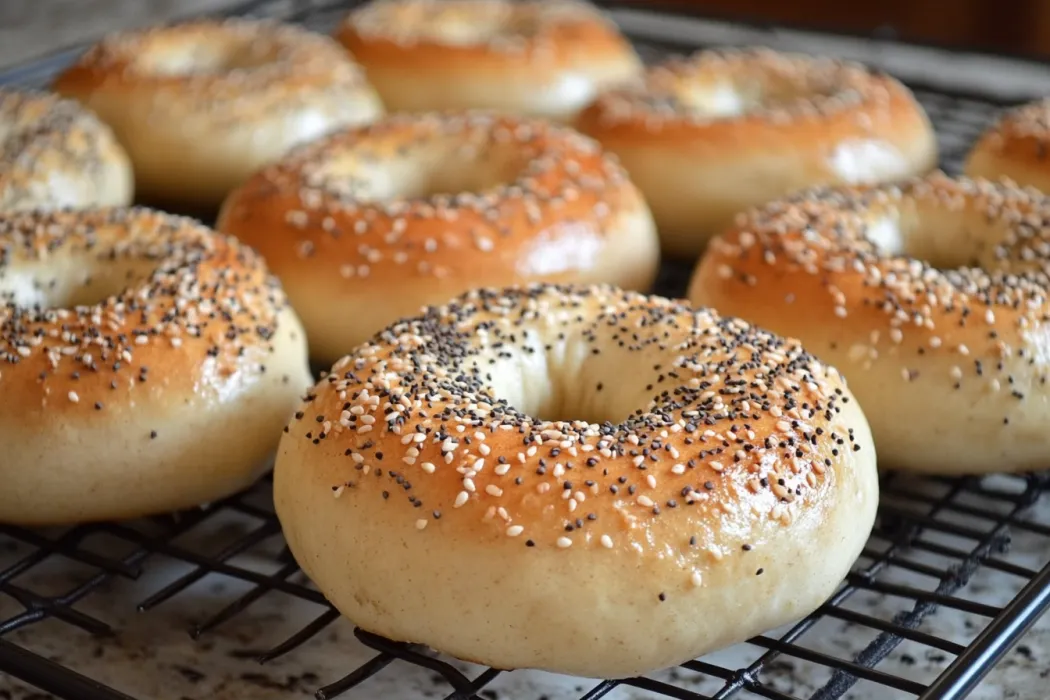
2,1 -> 1050,699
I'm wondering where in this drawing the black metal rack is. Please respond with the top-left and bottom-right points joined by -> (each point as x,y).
2,2 -> 1050,699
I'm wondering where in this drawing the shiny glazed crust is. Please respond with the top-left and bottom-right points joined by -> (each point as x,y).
275,284 -> 878,678
689,172 -> 1050,474
217,112 -> 660,364
0,89 -> 133,212
335,0 -> 642,120
576,48 -> 938,258
0,208 -> 312,524
52,19 -> 384,206
966,99 -> 1050,193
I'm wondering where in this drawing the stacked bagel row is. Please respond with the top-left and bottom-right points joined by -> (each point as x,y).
2,0 -> 1049,681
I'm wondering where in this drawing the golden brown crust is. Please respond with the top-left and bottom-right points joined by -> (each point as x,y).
576,48 -> 938,258
966,99 -> 1050,193
275,283 -> 878,677
0,208 -> 312,524
689,172 -> 1050,474
334,0 -> 642,119
217,112 -> 660,364
0,89 -> 133,212
53,18 -> 383,206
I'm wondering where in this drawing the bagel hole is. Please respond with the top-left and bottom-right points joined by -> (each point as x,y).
669,67 -> 855,119
137,37 -> 280,76
525,382 -> 631,426
865,207 -> 1003,271
0,258 -> 155,310
674,82 -> 751,118
482,330 -> 662,427
315,136 -> 527,202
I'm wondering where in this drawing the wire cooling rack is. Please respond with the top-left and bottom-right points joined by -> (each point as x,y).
3,1 -> 1050,699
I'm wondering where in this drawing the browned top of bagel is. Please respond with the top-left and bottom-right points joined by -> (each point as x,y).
0,208 -> 293,422
218,111 -> 644,286
577,48 -> 929,147
53,18 -> 372,114
282,284 -> 868,562
336,0 -> 634,73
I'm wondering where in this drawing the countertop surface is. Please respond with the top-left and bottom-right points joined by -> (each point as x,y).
0,478 -> 1047,700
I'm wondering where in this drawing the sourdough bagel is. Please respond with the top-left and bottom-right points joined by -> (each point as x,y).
335,0 -> 642,120
0,208 -> 311,524
53,19 -> 383,207
689,172 -> 1050,474
576,48 -> 938,258
0,89 -> 132,212
966,99 -> 1050,192
217,112 -> 659,364
275,283 -> 878,678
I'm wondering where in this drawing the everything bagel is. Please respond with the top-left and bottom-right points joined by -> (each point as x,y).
54,19 -> 384,207
335,0 -> 642,120
689,173 -> 1050,474
577,48 -> 938,258
275,283 -> 878,678
218,112 -> 659,364
0,208 -> 311,524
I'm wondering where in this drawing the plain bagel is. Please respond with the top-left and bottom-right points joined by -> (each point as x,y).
0,88 -> 132,212
217,111 -> 660,364
966,99 -> 1050,192
689,172 -> 1050,474
0,208 -> 312,525
53,18 -> 384,207
275,283 -> 878,678
335,0 -> 642,121
576,48 -> 938,258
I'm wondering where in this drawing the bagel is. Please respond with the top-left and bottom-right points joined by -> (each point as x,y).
274,283 -> 878,679
576,48 -> 938,258
335,0 -> 642,121
217,112 -> 660,364
688,172 -> 1050,475
0,208 -> 312,525
52,19 -> 384,207
0,89 -> 132,212
966,99 -> 1050,192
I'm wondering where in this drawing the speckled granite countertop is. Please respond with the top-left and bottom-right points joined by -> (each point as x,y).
0,475 -> 1048,700
1,6 -> 1050,700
